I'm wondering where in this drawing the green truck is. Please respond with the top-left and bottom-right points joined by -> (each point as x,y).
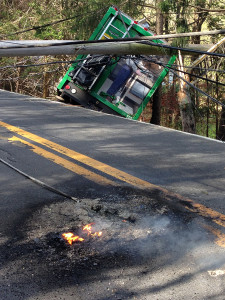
57,6 -> 176,120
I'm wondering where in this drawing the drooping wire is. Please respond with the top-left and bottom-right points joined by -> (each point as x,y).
136,38 -> 225,134
1,39 -> 224,105
0,5 -> 110,39
1,37 -> 225,61
165,63 -> 225,73
0,55 -> 106,70
1,54 -> 224,80
139,55 -> 225,108
139,55 -> 225,86
0,1 -> 132,39
137,50 -> 225,140
137,41 -> 225,59
1,53 -> 224,93
0,67 -> 63,82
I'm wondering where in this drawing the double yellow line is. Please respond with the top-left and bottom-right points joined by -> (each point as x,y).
1,120 -> 225,247
0,120 -> 156,188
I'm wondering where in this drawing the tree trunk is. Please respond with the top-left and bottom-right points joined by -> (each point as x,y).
150,0 -> 163,125
43,71 -> 50,99
217,107 -> 225,141
177,52 -> 196,133
151,88 -> 161,125
155,0 -> 163,35
177,84 -> 196,133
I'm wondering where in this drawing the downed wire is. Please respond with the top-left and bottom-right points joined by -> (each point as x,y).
0,158 -> 77,201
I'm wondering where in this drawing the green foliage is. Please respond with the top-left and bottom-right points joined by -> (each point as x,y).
0,0 -> 224,139
159,0 -> 172,13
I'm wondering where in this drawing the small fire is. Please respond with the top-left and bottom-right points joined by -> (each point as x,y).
62,223 -> 102,245
83,223 -> 102,237
62,232 -> 84,245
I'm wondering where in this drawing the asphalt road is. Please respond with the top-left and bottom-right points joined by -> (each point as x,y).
1,89 -> 225,300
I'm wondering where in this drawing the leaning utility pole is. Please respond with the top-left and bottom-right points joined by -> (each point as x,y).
0,40 -> 214,58
1,27 -> 225,58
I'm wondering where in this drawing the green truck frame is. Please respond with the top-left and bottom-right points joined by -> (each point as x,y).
57,6 -> 176,120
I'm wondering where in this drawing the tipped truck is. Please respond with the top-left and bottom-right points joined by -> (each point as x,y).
57,6 -> 176,120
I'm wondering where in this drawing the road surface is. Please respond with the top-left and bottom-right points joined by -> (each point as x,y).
1,89 -> 225,300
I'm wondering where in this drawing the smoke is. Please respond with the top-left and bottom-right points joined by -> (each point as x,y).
131,215 -> 208,259
91,214 -> 213,269
37,194 -> 225,272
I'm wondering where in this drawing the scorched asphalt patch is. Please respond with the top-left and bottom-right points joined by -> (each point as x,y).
0,187 -> 212,300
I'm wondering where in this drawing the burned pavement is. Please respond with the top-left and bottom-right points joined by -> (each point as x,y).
1,183 -> 223,300
1,90 -> 225,299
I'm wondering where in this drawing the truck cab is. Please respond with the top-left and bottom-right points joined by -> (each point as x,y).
57,6 -> 176,120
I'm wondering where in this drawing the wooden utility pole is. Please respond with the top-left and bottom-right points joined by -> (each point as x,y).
0,39 -> 220,58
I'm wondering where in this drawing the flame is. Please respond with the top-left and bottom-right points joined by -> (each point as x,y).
62,223 -> 102,245
62,232 -> 84,245
83,223 -> 93,234
83,223 -> 102,237
92,231 -> 102,237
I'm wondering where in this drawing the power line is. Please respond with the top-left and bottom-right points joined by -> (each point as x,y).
140,55 -> 225,108
169,67 -> 225,108
162,64 -> 225,86
1,34 -> 225,52
0,44 -> 224,90
1,25 -> 224,42
140,54 -> 224,140
0,67 -> 63,82
1,53 -> 224,89
168,64 -> 225,73
139,55 -> 225,86
1,56 -> 224,75
0,6 -> 109,39
139,41 -> 225,58
1,39 -> 224,59
0,158 -> 77,201
0,56 -> 98,70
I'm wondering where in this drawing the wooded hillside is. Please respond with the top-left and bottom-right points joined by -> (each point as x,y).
0,0 -> 224,139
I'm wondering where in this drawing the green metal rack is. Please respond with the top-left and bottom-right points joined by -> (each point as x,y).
57,6 -> 176,120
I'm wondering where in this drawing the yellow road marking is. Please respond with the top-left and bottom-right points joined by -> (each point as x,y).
9,136 -> 117,187
0,121 -> 155,189
203,224 -> 225,248
2,120 -> 225,245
